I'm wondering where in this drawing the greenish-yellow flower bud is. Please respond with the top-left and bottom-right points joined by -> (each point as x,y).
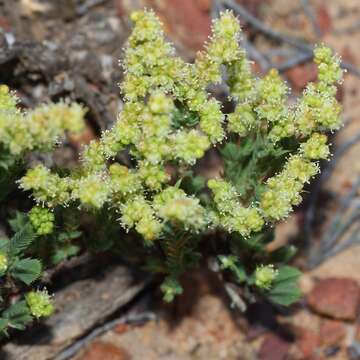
0,252 -> 8,273
29,206 -> 55,236
255,265 -> 278,290
26,290 -> 54,318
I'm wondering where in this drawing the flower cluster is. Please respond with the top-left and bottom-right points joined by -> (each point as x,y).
18,10 -> 343,303
0,85 -> 85,156
20,10 -> 342,239
208,179 -> 264,237
301,132 -> 330,160
255,265 -> 278,290
120,195 -> 161,242
29,206 -> 55,236
20,11 -> 243,224
20,165 -> 72,207
25,289 -> 54,318
260,155 -> 319,221
153,187 -> 206,231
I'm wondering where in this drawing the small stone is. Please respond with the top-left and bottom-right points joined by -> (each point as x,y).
79,341 -> 131,360
151,0 -> 211,52
307,278 -> 360,321
194,0 -> 211,12
319,319 -> 346,346
355,324 -> 360,342
285,63 -> 317,92
258,334 -> 290,360
316,4 -> 332,34
296,329 -> 320,358
298,273 -> 315,295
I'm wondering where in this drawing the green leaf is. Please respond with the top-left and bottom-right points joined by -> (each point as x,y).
270,245 -> 297,263
57,231 -> 82,242
274,265 -> 302,283
0,318 -> 8,335
3,300 -> 32,330
268,266 -> 302,306
218,255 -> 247,283
171,105 -> 199,129
51,244 -> 80,265
10,258 -> 42,285
0,237 -> 9,252
9,224 -> 36,258
231,229 -> 274,254
180,171 -> 206,195
268,284 -> 302,306
9,212 -> 29,233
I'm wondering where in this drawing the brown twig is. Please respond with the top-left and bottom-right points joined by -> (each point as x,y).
300,0 -> 322,37
305,131 -> 360,261
276,51 -> 313,72
76,0 -> 108,16
55,311 -> 156,360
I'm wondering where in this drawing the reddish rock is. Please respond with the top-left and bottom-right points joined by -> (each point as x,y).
285,63 -> 317,92
0,16 -> 11,31
115,0 -> 211,51
114,0 -> 126,16
258,334 -> 291,360
114,323 -> 130,335
116,0 -> 271,54
319,319 -> 346,346
297,329 -> 320,358
79,341 -> 131,360
307,278 -> 360,321
341,46 -> 356,66
194,0 -> 212,12
316,4 -> 332,35
68,124 -> 97,149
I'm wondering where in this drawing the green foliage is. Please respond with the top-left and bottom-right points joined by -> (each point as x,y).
0,219 -> 54,336
0,211 -> 80,335
160,276 -> 183,302
218,255 -> 302,306
1,301 -> 33,332
51,230 -> 81,265
10,258 -> 42,285
0,83 -> 84,336
268,266 -> 302,306
8,223 -> 36,258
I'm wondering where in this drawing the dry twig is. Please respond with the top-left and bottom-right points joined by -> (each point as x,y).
300,0 -> 322,37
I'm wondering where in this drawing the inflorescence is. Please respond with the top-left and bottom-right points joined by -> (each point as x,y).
18,10 -> 342,280
0,85 -> 85,157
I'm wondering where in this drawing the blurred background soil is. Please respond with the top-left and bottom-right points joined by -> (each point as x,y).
1,0 -> 360,359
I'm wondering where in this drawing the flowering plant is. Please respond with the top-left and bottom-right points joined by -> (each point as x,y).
0,85 -> 85,335
19,10 -> 342,305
